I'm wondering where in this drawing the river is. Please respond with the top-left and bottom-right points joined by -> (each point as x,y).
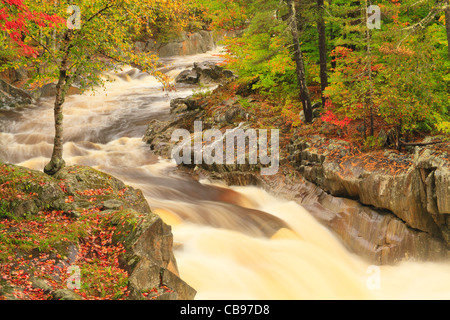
0,50 -> 449,300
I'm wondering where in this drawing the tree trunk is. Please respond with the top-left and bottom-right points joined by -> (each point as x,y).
445,0 -> 450,60
317,0 -> 328,107
365,0 -> 375,137
44,30 -> 74,176
44,70 -> 68,176
286,0 -> 313,123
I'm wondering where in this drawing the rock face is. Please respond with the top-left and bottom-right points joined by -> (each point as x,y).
136,31 -> 216,58
111,209 -> 196,300
0,79 -> 34,109
257,172 -> 448,265
288,136 -> 450,247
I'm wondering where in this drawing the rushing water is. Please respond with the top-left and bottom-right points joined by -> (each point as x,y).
0,50 -> 449,300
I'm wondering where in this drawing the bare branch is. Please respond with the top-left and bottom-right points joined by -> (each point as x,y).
396,1 -> 449,48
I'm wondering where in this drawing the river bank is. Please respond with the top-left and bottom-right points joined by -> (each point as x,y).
0,163 -> 195,300
143,73 -> 450,266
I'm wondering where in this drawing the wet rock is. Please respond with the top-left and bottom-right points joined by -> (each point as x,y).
170,96 -> 203,112
136,31 -> 216,58
244,170 -> 448,265
175,61 -> 235,85
193,61 -> 234,84
175,69 -> 199,85
185,135 -> 449,264
143,118 -> 180,158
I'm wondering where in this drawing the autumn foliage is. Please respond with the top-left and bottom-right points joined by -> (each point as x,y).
0,0 -> 64,57
220,0 -> 449,147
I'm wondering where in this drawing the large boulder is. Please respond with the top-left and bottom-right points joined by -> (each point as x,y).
175,69 -> 200,85
0,79 -> 34,109
175,61 -> 235,85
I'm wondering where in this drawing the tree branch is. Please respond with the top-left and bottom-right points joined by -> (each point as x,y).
396,1 -> 449,48
27,34 -> 57,64
86,2 -> 115,23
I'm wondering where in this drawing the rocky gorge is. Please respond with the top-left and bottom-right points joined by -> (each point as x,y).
143,65 -> 450,266
1,41 -> 448,300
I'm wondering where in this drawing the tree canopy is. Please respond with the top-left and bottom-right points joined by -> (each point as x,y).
0,0 -> 449,169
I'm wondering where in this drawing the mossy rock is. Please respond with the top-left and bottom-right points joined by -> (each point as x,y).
0,164 -> 66,218
54,165 -> 126,193
54,166 -> 151,214
0,164 -> 150,219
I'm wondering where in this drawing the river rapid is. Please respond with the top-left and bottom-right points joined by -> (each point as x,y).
0,50 -> 449,300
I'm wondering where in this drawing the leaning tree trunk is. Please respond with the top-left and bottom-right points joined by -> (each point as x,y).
44,31 -> 74,176
44,69 -> 69,176
286,0 -> 313,123
317,0 -> 328,107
